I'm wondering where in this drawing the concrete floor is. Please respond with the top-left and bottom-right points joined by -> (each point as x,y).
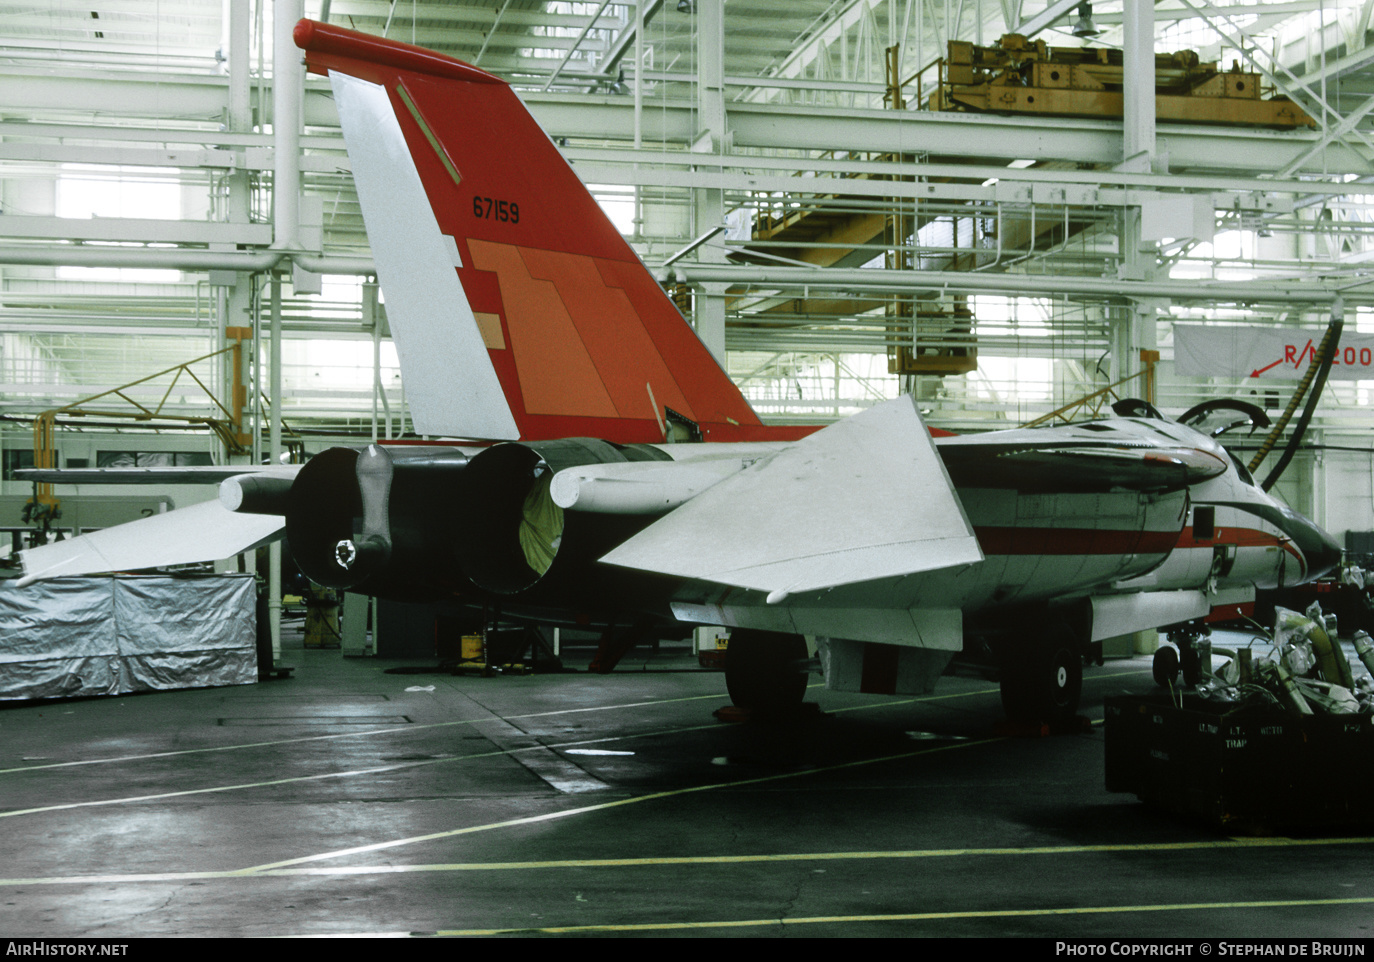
1,629 -> 1372,939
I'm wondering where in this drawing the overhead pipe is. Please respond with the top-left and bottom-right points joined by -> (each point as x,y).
2,244 -> 1348,305
0,247 -> 373,275
673,263 -> 1348,305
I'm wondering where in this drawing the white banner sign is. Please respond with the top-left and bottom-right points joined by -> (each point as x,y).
1173,323 -> 1374,380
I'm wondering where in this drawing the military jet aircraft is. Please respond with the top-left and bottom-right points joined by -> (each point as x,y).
19,21 -> 1342,725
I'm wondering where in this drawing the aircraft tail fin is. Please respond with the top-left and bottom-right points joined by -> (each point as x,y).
296,20 -> 787,444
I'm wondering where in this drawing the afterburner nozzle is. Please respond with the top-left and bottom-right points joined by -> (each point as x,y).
334,536 -> 390,572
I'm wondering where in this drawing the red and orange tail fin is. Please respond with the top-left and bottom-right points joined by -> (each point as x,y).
296,20 -> 800,444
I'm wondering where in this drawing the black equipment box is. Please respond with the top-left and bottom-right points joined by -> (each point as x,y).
1104,695 -> 1374,834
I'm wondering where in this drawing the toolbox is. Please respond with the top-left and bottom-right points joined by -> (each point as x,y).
1105,694 -> 1374,833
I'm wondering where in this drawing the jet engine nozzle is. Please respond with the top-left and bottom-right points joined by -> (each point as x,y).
454,439 -> 669,595
283,445 -> 469,598
285,447 -> 373,589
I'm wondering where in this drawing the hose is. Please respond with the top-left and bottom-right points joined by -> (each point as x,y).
1248,298 -> 1343,486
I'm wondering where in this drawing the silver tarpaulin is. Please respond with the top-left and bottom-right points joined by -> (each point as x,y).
0,574 -> 257,700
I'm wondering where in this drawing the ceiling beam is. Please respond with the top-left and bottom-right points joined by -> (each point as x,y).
599,0 -> 665,74
1014,0 -> 1084,37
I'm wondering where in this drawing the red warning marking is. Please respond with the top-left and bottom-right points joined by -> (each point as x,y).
1258,339 -> 1374,376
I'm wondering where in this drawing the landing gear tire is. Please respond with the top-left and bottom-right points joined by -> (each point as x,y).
999,633 -> 1083,727
1152,645 -> 1180,688
725,629 -> 808,716
1163,625 -> 1209,687
1180,645 -> 1202,687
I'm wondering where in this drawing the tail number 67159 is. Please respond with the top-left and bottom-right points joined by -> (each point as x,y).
473,196 -> 520,224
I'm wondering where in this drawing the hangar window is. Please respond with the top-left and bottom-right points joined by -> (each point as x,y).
588,184 -> 636,236
57,164 -> 179,222
3,449 -> 56,481
55,164 -> 182,284
97,452 -> 213,468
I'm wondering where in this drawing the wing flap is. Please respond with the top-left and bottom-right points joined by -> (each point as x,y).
600,397 -> 983,594
19,500 -> 284,586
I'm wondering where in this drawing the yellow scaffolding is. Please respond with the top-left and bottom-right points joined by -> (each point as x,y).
28,328 -> 254,523
1021,351 -> 1159,428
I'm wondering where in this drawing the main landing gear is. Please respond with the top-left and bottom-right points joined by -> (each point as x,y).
723,628 -> 809,716
997,625 -> 1085,728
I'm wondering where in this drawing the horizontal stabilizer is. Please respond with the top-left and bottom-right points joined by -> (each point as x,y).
600,396 -> 983,594
19,500 -> 284,586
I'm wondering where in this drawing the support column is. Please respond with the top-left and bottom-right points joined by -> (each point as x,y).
695,282 -> 728,366
1312,439 -> 1327,532
226,0 -> 253,227
692,0 -> 728,367
273,0 -> 304,251
266,0 -> 299,658
1120,0 -> 1162,402
268,274 -> 284,663
632,0 -> 645,235
695,0 -> 726,154
222,2 -> 254,469
1122,0 -> 1156,173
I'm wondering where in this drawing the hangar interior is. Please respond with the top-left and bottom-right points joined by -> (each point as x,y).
3,0 -> 1374,547
3,0 -> 1374,940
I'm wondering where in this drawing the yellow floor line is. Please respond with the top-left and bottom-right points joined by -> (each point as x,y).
0,664 -> 1147,777
0,723 -> 721,820
0,692 -> 730,776
0,668 -> 1138,824
227,737 -> 989,874
257,834 -> 1374,875
120,668 -> 1140,874
429,895 -> 1374,936
5,834 -> 1369,889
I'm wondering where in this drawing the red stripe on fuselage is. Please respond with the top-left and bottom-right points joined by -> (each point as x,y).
1173,526 -> 1283,550
973,526 -> 1178,556
1173,524 -> 1304,576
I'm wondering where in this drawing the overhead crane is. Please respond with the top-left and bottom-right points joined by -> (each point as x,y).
930,34 -> 1317,129
735,34 -> 1317,382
